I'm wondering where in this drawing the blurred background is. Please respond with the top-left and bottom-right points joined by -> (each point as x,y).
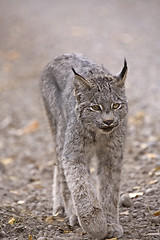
0,0 -> 160,120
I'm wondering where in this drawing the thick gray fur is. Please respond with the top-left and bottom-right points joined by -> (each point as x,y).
40,53 -> 128,239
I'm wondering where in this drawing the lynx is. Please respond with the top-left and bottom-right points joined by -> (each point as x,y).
40,53 -> 128,239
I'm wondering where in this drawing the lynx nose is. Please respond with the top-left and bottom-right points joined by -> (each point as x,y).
103,119 -> 114,126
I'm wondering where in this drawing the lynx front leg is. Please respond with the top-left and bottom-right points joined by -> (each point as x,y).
62,157 -> 108,239
53,162 -> 78,225
59,166 -> 79,226
96,149 -> 123,238
61,122 -> 125,239
97,161 -> 122,223
61,130 -> 108,239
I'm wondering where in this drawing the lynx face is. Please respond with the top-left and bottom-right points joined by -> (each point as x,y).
73,60 -> 128,134
89,98 -> 127,133
82,84 -> 127,133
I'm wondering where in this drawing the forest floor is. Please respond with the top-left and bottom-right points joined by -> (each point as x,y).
0,1 -> 160,239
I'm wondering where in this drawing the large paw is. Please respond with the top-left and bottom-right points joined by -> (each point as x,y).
107,223 -> 123,238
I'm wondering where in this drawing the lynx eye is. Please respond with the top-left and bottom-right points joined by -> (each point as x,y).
90,105 -> 102,111
112,103 -> 121,109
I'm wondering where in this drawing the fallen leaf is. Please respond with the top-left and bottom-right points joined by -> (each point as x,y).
148,179 -> 158,185
129,111 -> 145,125
132,186 -> 141,191
45,216 -> 54,223
148,135 -> 159,142
106,238 -> 117,240
6,50 -> 20,61
28,235 -> 33,240
34,184 -> 44,189
56,217 -> 65,222
47,160 -> 54,166
154,166 -> 160,171
63,230 -> 73,233
155,172 -> 160,176
32,180 -> 41,185
9,176 -> 18,181
148,206 -> 152,214
17,120 -> 39,136
8,217 -> 16,225
10,190 -> 19,195
0,158 -> 13,165
147,232 -> 160,236
129,192 -> 143,198
90,166 -> 95,174
146,153 -> 157,160
153,210 -> 160,216
120,210 -> 129,215
149,166 -> 160,176
17,200 -> 25,205
140,143 -> 148,150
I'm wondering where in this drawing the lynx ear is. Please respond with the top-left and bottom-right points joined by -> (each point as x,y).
114,59 -> 128,87
72,68 -> 92,90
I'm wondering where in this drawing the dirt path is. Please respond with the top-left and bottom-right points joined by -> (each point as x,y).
0,1 -> 160,239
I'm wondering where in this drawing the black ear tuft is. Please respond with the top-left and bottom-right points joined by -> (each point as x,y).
115,58 -> 128,87
72,67 -> 77,75
120,58 -> 127,80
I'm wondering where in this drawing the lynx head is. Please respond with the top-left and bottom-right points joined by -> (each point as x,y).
72,60 -> 128,134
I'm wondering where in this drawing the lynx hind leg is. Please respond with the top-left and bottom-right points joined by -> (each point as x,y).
52,165 -> 65,216
59,169 -> 79,226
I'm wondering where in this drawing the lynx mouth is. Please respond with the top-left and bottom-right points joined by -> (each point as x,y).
99,125 -> 117,133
